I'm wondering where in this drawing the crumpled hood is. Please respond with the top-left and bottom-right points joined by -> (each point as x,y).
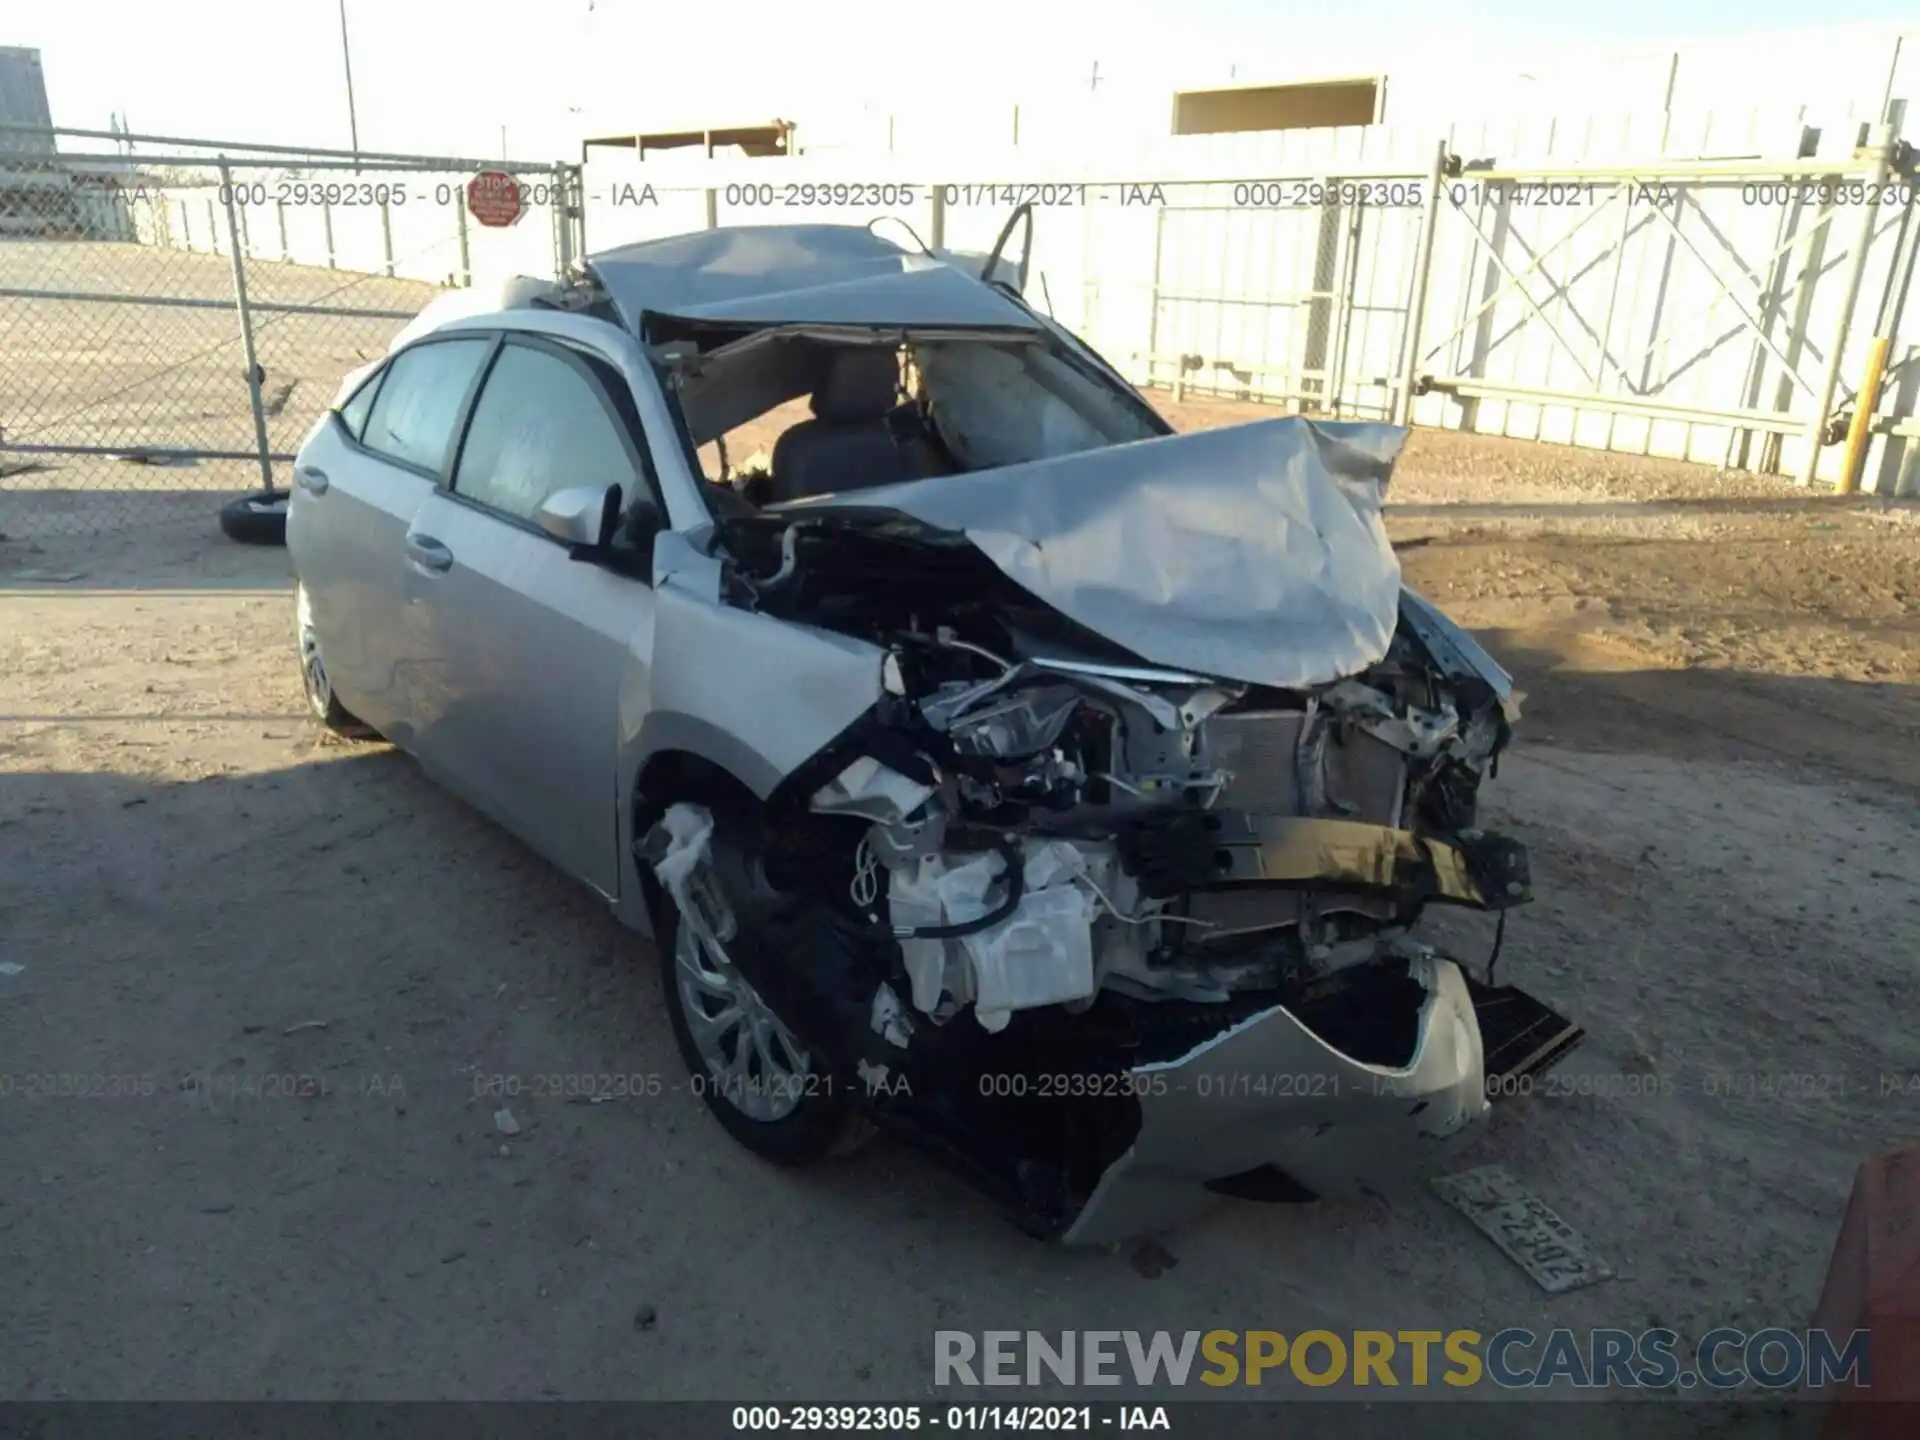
774,417 -> 1408,689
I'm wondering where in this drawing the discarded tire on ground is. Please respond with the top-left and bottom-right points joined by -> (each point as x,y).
217,490 -> 288,546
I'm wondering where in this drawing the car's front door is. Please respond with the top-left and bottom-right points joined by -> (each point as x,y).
400,333 -> 658,897
287,335 -> 492,736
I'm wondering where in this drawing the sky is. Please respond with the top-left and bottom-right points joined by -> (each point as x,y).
9,0 -> 1919,161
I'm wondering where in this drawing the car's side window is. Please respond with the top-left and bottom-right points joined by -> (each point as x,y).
335,367 -> 384,441
452,341 -> 641,524
360,337 -> 491,473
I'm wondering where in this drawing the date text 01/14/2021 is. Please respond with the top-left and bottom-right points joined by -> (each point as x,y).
714,183 -> 1172,208
729,1404 -> 1171,1431
974,1071 -> 1343,1100
937,184 -> 1169,207
468,1069 -> 846,1102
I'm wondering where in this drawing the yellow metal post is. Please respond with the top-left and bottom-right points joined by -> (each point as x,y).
1838,334 -> 1893,495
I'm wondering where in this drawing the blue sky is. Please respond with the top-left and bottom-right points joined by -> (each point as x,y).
11,0 -> 1918,159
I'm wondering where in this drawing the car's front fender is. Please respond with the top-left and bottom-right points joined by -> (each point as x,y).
612,573 -> 887,933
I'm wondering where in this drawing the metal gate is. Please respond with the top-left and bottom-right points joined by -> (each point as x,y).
0,124 -> 582,537
1112,126 -> 1917,490
1402,125 -> 1913,488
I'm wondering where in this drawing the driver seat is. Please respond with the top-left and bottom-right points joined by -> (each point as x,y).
769,348 -> 925,503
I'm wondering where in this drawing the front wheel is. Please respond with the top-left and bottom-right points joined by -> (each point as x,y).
654,813 -> 865,1166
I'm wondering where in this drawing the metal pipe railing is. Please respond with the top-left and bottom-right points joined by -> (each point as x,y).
1424,376 -> 1816,435
0,120 -> 564,173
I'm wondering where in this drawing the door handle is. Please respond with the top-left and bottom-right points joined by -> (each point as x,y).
405,534 -> 453,573
295,466 -> 329,494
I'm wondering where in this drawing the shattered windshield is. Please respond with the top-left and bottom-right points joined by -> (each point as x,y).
660,327 -> 1164,512
913,340 -> 1161,471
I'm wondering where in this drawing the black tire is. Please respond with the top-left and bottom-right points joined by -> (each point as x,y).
219,490 -> 288,546
295,581 -> 377,740
654,812 -> 861,1166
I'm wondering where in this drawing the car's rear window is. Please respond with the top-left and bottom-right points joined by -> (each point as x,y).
336,368 -> 383,441
360,337 -> 490,473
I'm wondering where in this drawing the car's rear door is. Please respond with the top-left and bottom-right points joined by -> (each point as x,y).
286,335 -> 492,736
399,333 -> 658,897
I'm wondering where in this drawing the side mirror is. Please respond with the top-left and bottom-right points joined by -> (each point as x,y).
534,484 -> 622,548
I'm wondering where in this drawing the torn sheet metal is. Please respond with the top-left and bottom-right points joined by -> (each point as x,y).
1063,954 -> 1489,1244
1431,1165 -> 1615,1294
652,530 -> 724,601
1399,589 -> 1519,716
942,684 -> 1081,758
810,756 -> 936,824
1324,680 -> 1464,761
779,418 -> 1408,689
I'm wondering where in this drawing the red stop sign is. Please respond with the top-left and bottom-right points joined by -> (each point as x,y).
466,170 -> 524,228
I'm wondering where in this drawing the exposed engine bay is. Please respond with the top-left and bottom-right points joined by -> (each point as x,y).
718,507 -> 1531,1013
637,326 -> 1583,1242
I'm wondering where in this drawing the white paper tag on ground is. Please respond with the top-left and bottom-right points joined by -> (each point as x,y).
1431,1164 -> 1615,1294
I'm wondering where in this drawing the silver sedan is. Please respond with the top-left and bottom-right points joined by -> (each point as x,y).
288,224 -> 1580,1242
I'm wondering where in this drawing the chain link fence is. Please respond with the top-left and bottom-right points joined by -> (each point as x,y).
15,122 -> 1916,537
0,128 -> 580,538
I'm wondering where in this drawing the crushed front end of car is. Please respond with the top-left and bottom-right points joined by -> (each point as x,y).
641,409 -> 1581,1243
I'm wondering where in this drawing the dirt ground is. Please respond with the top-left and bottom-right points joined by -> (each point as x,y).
2,401 -> 1918,1423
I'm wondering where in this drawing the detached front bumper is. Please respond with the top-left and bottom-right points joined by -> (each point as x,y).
1063,955 -> 1505,1245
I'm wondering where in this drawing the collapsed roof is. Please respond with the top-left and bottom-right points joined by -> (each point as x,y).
583,225 -> 1044,332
